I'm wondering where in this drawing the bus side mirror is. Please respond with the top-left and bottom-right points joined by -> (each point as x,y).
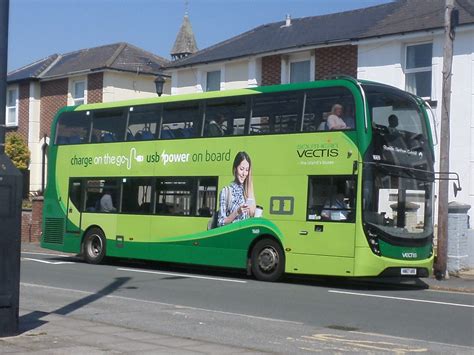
453,182 -> 462,197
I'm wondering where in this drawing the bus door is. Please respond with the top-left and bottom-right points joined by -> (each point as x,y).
114,178 -> 153,258
297,175 -> 356,258
66,179 -> 83,234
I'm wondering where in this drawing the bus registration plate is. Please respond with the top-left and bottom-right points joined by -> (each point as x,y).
401,268 -> 417,276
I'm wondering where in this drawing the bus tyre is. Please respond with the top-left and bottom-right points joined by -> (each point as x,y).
83,228 -> 106,264
251,239 -> 285,282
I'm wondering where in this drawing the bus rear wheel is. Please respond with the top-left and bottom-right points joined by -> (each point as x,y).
83,228 -> 106,264
251,239 -> 285,282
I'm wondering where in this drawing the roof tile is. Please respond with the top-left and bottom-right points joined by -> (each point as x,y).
8,42 -> 169,83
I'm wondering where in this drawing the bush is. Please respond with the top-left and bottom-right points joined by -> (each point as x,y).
5,133 -> 30,170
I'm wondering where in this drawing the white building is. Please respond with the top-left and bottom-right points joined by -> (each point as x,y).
166,0 -> 474,219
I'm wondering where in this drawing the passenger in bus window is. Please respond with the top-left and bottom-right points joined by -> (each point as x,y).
343,106 -> 355,129
207,114 -> 227,136
100,189 -> 117,213
217,151 -> 256,226
317,112 -> 330,131
327,104 -> 348,130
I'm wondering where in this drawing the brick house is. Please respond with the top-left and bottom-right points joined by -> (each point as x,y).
166,0 -> 474,218
6,42 -> 169,192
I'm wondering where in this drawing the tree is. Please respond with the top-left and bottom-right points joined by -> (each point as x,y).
5,133 -> 30,170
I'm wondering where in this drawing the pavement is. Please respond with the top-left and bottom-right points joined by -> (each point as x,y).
1,312 -> 260,354
1,242 -> 472,354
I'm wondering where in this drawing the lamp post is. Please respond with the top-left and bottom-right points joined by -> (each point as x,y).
0,0 -> 22,337
154,76 -> 165,97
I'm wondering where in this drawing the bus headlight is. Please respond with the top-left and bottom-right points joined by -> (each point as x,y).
367,229 -> 381,256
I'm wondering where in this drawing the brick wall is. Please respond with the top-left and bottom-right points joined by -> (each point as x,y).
261,55 -> 282,86
87,72 -> 103,103
261,47 -> 357,86
40,79 -> 68,139
21,196 -> 43,243
21,197 -> 43,243
31,197 -> 43,242
315,45 -> 358,80
21,210 -> 32,243
18,83 -> 30,141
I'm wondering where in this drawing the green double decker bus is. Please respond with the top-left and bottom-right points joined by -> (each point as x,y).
41,77 -> 435,281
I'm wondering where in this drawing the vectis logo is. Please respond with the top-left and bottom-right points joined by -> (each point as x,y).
297,148 -> 339,158
296,143 -> 339,159
402,252 -> 418,259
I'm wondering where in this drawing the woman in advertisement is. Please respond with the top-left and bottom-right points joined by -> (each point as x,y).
217,151 -> 256,226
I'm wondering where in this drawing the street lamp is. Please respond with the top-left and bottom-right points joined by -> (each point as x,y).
154,76 -> 165,97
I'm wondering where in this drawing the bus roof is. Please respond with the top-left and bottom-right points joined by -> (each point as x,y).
73,77 -> 363,112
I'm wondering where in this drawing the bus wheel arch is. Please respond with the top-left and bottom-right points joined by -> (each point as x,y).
248,235 -> 285,282
82,226 -> 107,264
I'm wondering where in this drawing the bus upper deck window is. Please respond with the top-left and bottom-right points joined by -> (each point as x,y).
127,106 -> 160,141
55,111 -> 91,145
204,98 -> 248,137
161,102 -> 200,139
250,93 -> 300,135
91,109 -> 126,143
303,87 -> 355,132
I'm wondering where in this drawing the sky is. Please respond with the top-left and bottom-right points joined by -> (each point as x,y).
8,0 -> 393,72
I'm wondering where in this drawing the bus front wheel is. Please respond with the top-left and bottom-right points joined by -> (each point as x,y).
251,239 -> 285,282
83,228 -> 106,264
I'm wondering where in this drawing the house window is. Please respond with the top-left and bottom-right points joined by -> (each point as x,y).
206,71 -> 221,92
290,60 -> 310,83
73,81 -> 86,105
405,43 -> 432,98
6,87 -> 18,126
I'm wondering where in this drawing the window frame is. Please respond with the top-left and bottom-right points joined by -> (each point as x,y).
120,177 -> 155,215
404,42 -> 433,98
206,70 -> 221,92
249,91 -> 304,136
68,178 -> 85,212
160,100 -> 202,140
289,60 -> 311,84
306,175 -> 357,223
72,80 -> 86,106
155,176 -> 218,217
91,108 -> 127,143
54,85 -> 359,145
302,87 -> 357,132
126,105 -> 161,141
202,97 -> 249,137
55,110 -> 92,145
83,178 -> 121,214
68,176 -> 219,217
6,85 -> 19,127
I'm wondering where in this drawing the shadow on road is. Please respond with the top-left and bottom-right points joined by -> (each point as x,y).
89,256 -> 429,292
43,254 -> 430,291
19,277 -> 130,334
